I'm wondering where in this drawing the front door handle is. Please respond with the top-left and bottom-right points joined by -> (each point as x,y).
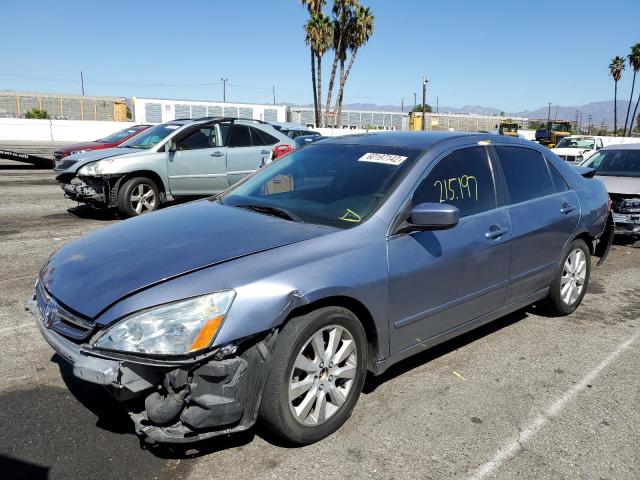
485,225 -> 509,240
560,203 -> 576,214
260,149 -> 270,155
211,151 -> 224,157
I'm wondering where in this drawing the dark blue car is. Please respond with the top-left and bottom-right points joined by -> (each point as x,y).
28,132 -> 613,445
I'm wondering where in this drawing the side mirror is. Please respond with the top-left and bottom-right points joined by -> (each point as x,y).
409,202 -> 460,230
166,139 -> 177,152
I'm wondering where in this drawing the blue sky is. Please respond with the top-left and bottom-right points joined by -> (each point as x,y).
2,0 -> 639,111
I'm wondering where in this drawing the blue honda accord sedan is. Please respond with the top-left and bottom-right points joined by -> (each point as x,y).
28,132 -> 613,445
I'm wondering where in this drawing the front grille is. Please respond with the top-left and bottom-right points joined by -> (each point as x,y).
36,281 -> 95,341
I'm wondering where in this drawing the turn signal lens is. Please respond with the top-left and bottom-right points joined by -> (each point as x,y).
189,315 -> 224,352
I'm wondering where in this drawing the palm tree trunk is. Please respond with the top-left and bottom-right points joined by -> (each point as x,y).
334,48 -> 359,129
333,60 -> 346,127
629,90 -> 640,135
317,54 -> 323,127
310,47 -> 318,127
325,39 -> 342,122
624,71 -> 636,136
614,81 -> 618,135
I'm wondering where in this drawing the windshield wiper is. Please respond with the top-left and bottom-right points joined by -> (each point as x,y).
235,204 -> 302,222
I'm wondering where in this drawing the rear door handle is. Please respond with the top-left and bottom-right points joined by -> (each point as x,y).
211,151 -> 224,157
560,203 -> 576,214
485,225 -> 509,240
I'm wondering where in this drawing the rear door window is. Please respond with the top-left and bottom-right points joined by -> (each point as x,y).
413,146 -> 497,217
495,146 -> 554,204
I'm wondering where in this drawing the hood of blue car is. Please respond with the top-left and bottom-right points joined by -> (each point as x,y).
40,200 -> 335,318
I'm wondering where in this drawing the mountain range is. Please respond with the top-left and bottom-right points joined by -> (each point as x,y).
307,100 -> 638,128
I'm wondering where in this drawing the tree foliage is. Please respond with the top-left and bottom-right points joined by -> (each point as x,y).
412,104 -> 432,113
25,108 -> 49,119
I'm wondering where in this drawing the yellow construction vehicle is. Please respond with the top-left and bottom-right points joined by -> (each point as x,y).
535,120 -> 572,148
498,120 -> 519,137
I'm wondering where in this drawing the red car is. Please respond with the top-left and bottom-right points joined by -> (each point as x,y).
54,125 -> 151,164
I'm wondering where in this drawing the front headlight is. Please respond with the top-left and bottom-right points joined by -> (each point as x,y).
92,291 -> 235,355
77,158 -> 117,176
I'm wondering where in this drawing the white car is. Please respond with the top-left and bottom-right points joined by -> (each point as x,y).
552,136 -> 603,163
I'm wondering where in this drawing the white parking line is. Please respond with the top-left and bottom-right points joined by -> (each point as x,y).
466,327 -> 640,480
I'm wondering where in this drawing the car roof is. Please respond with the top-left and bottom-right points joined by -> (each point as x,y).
601,143 -> 640,150
317,131 -> 526,150
270,121 -> 312,130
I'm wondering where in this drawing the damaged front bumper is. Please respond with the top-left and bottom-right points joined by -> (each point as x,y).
26,296 -> 275,444
55,173 -> 117,208
613,212 -> 640,236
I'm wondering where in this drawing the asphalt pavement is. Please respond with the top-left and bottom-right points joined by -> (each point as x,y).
0,160 -> 638,480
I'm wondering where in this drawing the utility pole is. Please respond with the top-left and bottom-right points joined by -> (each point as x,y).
401,98 -> 404,112
413,92 -> 417,111
421,77 -> 428,131
272,85 -> 276,105
221,78 -> 229,102
80,71 -> 85,96
547,102 -> 552,123
436,95 -> 439,113
588,114 -> 593,134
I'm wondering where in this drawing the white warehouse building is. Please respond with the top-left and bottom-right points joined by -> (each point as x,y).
131,97 -> 288,124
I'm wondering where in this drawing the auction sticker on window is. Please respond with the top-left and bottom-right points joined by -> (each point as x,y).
358,152 -> 407,166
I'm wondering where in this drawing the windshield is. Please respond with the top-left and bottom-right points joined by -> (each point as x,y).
582,150 -> 640,177
501,124 -> 517,132
118,123 -> 181,149
98,126 -> 145,143
556,137 -> 595,149
551,123 -> 570,132
220,143 -> 421,228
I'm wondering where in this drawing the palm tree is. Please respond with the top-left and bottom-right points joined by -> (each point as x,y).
324,0 -> 356,126
609,56 -> 625,135
626,43 -> 640,135
301,0 -> 326,126
313,14 -> 332,126
333,5 -> 374,125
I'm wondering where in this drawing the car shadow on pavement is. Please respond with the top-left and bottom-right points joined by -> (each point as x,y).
54,355 -> 134,435
65,204 -> 124,221
363,308 -> 528,394
49,309 -> 530,459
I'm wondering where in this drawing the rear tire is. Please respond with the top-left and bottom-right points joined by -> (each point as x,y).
259,306 -> 367,444
117,176 -> 160,217
543,239 -> 591,316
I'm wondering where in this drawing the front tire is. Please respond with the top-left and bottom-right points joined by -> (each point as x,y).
117,176 -> 160,217
543,239 -> 591,315
259,307 -> 367,444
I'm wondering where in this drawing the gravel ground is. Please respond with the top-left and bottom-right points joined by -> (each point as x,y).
0,161 -> 638,480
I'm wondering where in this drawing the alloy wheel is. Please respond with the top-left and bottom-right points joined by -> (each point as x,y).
560,248 -> 587,305
129,183 -> 156,214
288,325 -> 358,426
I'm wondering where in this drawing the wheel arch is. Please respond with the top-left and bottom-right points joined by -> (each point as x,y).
112,170 -> 169,204
283,295 -> 380,372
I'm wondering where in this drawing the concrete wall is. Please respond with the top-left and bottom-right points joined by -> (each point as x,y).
0,118 -> 137,142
